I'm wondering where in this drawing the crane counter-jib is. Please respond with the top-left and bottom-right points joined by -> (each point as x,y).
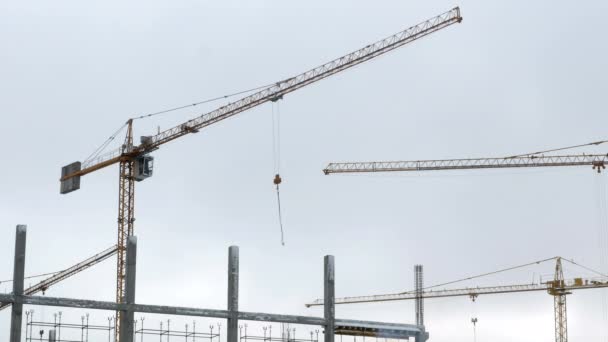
59,7 -> 463,193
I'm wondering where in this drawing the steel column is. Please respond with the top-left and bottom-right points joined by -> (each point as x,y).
10,225 -> 27,342
228,246 -> 239,342
324,255 -> 335,342
119,236 -> 137,342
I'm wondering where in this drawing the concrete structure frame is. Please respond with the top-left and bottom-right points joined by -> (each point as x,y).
2,226 -> 427,342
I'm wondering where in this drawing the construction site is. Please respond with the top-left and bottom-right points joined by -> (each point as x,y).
1,1 -> 607,341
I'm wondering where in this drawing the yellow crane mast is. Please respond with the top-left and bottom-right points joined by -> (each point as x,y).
58,8 -> 463,340
550,257 -> 568,342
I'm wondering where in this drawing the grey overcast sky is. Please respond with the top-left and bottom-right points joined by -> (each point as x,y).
1,0 -> 608,341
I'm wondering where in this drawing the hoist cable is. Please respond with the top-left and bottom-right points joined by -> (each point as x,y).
271,102 -> 285,246
276,184 -> 285,246
272,104 -> 278,172
276,101 -> 281,172
506,139 -> 608,159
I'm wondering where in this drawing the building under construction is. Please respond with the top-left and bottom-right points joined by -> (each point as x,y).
2,2 -> 608,342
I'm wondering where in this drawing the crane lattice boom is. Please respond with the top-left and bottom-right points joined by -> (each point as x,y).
0,245 -> 117,311
324,154 -> 608,174
305,277 -> 608,307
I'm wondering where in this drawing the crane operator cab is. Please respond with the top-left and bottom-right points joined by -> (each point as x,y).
134,155 -> 154,181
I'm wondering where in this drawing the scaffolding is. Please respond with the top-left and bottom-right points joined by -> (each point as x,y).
3,226 -> 428,342
239,324 -> 319,342
25,310 -> 114,342
134,318 -> 220,341
25,311 -> 223,342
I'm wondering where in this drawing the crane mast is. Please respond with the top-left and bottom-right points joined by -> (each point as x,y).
58,8 -> 463,341
550,258 -> 568,342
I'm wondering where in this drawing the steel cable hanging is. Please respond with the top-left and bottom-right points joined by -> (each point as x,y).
271,102 -> 285,246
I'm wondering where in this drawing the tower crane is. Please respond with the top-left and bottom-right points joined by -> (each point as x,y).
306,258 -> 608,342
58,8 -> 463,340
321,148 -> 608,342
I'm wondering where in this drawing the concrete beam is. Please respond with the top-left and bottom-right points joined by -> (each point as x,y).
0,293 -> 424,335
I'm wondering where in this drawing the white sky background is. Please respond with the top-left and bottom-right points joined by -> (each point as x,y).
1,0 -> 608,341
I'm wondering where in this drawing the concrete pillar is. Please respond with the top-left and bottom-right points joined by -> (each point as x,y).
415,330 -> 429,342
324,255 -> 335,342
10,225 -> 27,342
48,330 -> 57,342
227,246 -> 239,342
119,236 -> 137,342
414,265 -> 424,326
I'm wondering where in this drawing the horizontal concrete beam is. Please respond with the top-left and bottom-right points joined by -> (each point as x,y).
0,294 -> 421,335
0,294 -> 322,325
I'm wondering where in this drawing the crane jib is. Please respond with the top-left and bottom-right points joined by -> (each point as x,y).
147,7 -> 462,150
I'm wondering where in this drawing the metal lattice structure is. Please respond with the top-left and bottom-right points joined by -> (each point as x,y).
305,276 -> 608,307
57,7 -> 463,341
239,324 -> 319,342
0,245 -> 117,311
549,258 -> 568,342
323,154 -> 608,174
25,311 -> 115,342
